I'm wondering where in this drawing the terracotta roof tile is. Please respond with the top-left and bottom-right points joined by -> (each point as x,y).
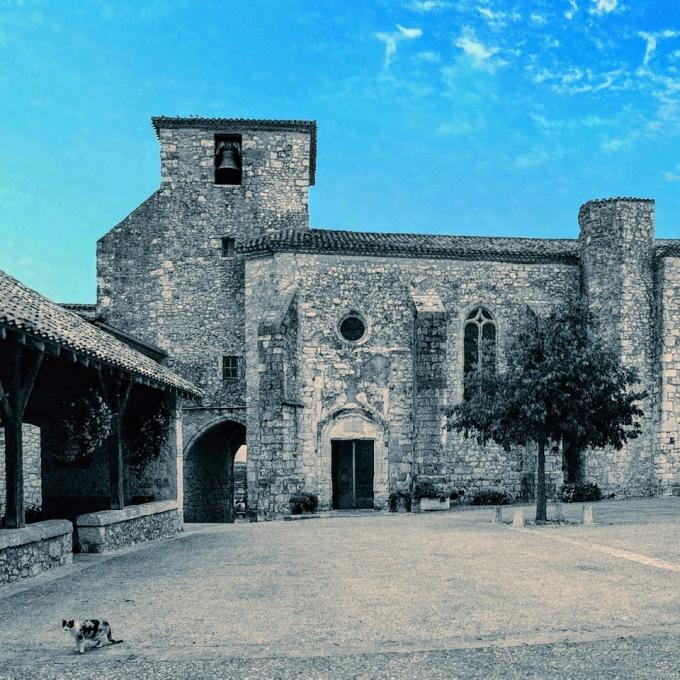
241,228 -> 581,264
0,270 -> 201,398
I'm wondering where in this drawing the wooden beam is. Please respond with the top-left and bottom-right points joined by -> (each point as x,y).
4,414 -> 24,528
0,380 -> 11,425
97,370 -> 133,511
1,342 -> 44,529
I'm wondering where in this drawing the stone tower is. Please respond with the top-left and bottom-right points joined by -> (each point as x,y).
97,117 -> 316,520
578,198 -> 656,495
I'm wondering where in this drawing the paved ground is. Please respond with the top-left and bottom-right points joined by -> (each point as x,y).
1,498 -> 680,679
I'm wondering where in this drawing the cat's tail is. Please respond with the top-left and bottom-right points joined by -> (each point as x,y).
107,631 -> 124,645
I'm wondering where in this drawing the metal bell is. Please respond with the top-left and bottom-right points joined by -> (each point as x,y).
215,141 -> 242,184
215,141 -> 240,171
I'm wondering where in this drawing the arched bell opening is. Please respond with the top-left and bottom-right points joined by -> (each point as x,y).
183,420 -> 246,523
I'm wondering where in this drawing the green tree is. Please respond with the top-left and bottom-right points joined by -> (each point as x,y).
447,301 -> 646,521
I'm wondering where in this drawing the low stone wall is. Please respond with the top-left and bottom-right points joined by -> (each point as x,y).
75,500 -> 181,554
0,520 -> 72,586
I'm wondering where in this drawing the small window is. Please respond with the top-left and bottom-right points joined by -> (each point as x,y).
339,314 -> 367,343
214,134 -> 242,185
221,237 -> 235,257
222,355 -> 239,381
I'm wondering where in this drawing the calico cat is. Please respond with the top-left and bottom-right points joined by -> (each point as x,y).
62,619 -> 123,654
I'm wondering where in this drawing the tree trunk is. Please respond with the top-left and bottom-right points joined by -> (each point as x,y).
536,436 -> 547,522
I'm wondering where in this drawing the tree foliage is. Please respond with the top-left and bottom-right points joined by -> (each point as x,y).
447,301 -> 646,521
122,390 -> 172,472
53,387 -> 112,467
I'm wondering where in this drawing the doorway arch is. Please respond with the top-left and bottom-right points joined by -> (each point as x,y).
183,419 -> 246,523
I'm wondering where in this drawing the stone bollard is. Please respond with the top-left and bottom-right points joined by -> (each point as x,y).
491,507 -> 502,523
581,505 -> 594,525
512,509 -> 525,528
554,503 -> 565,522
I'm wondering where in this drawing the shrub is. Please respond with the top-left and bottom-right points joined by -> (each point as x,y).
388,491 -> 412,512
562,482 -> 602,503
471,488 -> 512,506
289,492 -> 318,515
414,480 -> 449,500
449,488 -> 466,502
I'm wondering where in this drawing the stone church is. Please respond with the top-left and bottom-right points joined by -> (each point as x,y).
95,116 -> 680,521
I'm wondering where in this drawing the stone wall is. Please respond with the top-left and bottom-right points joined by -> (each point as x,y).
0,424 -> 42,518
76,501 -> 180,553
98,122 -> 312,421
412,293 -> 448,494
183,419 -> 245,522
245,252 -> 578,515
656,256 -> 680,493
246,285 -> 306,518
579,199 -> 656,496
0,520 -> 72,586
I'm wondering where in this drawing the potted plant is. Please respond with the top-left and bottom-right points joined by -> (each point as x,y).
289,491 -> 319,516
388,490 -> 412,513
414,480 -> 450,511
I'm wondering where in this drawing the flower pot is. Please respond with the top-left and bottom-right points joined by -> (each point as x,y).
419,497 -> 450,512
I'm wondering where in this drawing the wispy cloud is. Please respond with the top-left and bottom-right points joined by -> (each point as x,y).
375,24 -> 423,70
530,13 -> 548,26
639,30 -> 679,68
416,50 -> 441,62
589,0 -> 617,15
565,0 -> 578,20
406,0 -> 449,12
514,149 -> 550,169
664,169 -> 680,182
531,66 -> 625,94
454,28 -> 507,71
476,6 -> 520,29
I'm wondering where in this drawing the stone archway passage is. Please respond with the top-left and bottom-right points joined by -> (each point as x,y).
183,420 -> 246,523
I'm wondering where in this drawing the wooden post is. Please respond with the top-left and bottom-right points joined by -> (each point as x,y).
0,342 -> 43,529
98,371 -> 132,511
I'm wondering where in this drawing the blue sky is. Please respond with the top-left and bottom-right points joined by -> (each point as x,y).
1,0 -> 679,302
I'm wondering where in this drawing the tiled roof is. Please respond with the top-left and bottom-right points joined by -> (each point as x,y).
241,228 -> 581,264
151,116 -> 317,185
0,271 -> 201,398
60,303 -> 98,321
656,240 -> 680,258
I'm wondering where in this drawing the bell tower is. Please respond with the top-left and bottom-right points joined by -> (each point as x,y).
153,116 -> 316,236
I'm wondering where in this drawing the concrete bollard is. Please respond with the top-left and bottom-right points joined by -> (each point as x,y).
581,504 -> 594,525
554,503 -> 565,522
491,507 -> 502,523
512,509 -> 525,528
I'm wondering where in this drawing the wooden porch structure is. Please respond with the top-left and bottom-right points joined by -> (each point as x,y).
0,270 -> 202,529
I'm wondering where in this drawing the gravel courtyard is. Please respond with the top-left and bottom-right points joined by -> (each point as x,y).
1,498 -> 680,679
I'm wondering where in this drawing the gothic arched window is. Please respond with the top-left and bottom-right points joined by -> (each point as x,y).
463,307 -> 497,374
